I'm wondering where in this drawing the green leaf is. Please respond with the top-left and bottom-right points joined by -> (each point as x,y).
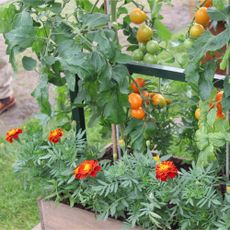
114,51 -> 132,64
208,132 -> 226,147
220,46 -> 230,70
50,2 -> 62,14
32,74 -> 51,115
222,76 -> 230,111
65,71 -> 76,92
189,26 -> 230,63
112,64 -> 129,94
154,19 -> 172,41
0,4 -> 17,33
22,56 -> 37,71
213,0 -> 226,10
207,107 -> 216,127
117,6 -> 128,17
185,63 -> 200,84
197,145 -> 215,167
198,61 -> 216,100
207,6 -> 230,21
82,13 -> 109,28
102,92 -> 128,124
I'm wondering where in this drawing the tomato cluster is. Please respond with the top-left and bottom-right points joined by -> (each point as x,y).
129,8 -> 161,64
128,77 -> 171,120
132,39 -> 161,64
189,1 -> 212,39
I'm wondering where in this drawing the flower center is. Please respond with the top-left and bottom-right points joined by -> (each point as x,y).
8,129 -> 16,136
83,163 -> 91,172
159,164 -> 169,171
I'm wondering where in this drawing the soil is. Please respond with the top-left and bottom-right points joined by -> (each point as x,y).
0,0 -> 195,136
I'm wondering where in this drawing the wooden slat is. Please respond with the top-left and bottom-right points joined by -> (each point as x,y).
38,200 -> 141,230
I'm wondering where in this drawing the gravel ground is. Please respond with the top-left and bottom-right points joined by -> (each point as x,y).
0,0 -> 195,136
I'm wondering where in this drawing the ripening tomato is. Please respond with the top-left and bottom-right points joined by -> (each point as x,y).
143,53 -> 157,64
200,0 -> 212,7
152,93 -> 166,107
131,78 -> 145,93
136,24 -> 153,43
131,107 -> 145,120
128,93 -> 143,109
215,91 -> 224,103
216,111 -> 225,119
146,40 -> 161,54
129,8 -> 147,24
139,43 -> 146,52
195,7 -> 210,26
132,49 -> 144,61
189,24 -> 205,38
195,108 -> 200,120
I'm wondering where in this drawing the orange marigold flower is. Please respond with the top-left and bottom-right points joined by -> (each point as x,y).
74,160 -> 101,180
48,128 -> 63,143
156,161 -> 178,182
6,128 -> 22,143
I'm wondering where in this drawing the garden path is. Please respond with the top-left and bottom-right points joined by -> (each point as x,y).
0,0 -> 195,136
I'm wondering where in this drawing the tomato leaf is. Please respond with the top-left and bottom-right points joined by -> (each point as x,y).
154,19 -> 172,41
0,4 -> 16,33
207,6 -> 230,21
82,13 -> 109,28
32,74 -> 51,115
22,56 -> 37,71
189,26 -> 230,63
198,60 -> 216,100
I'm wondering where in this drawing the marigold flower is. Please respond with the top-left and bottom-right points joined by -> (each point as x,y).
48,128 -> 63,143
156,161 -> 178,182
6,128 -> 22,143
74,160 -> 101,180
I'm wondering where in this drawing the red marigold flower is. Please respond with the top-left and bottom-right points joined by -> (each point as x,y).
6,128 -> 22,143
156,161 -> 178,182
48,128 -> 63,143
74,160 -> 101,180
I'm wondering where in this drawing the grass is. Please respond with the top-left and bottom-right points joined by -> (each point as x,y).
0,149 -> 44,229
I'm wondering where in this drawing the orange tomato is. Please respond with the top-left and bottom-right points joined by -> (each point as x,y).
195,108 -> 200,120
189,24 -> 205,38
200,0 -> 212,7
215,91 -> 224,112
195,7 -> 210,27
131,107 -> 145,120
129,8 -> 147,24
136,24 -> 153,43
216,111 -> 225,119
215,91 -> 224,103
152,93 -> 166,107
128,93 -> 143,109
131,77 -> 145,93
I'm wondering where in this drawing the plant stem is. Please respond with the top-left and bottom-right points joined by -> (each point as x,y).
90,0 -> 100,13
112,124 -> 118,161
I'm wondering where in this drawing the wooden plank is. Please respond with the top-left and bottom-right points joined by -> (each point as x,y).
38,200 -> 141,230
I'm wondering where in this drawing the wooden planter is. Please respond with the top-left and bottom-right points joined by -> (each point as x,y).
38,199 -> 141,230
